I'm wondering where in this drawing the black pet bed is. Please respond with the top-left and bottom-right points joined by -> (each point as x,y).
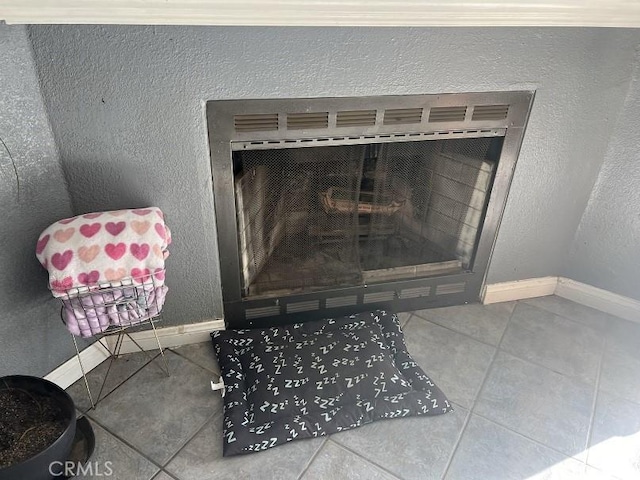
211,310 -> 452,456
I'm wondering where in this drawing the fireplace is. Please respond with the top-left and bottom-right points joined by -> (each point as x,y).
208,92 -> 534,328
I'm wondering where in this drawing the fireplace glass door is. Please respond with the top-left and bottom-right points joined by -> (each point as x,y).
233,136 -> 503,299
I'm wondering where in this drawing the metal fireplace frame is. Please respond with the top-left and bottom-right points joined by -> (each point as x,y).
207,91 -> 534,328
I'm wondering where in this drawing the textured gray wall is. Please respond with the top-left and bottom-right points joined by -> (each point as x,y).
27,26 -> 640,325
0,25 -> 76,377
565,56 -> 640,301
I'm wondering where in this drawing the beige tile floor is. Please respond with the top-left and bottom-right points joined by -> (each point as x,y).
66,296 -> 640,479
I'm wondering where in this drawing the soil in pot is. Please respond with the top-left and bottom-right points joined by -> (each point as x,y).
0,385 -> 67,469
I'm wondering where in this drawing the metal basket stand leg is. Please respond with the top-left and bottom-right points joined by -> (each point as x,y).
117,318 -> 171,378
71,317 -> 170,410
150,317 -> 170,377
71,334 -> 96,409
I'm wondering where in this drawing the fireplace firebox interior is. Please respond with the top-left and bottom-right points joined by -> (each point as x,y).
208,93 -> 533,328
234,137 -> 502,298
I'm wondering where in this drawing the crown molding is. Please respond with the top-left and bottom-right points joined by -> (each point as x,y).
2,1 -> 640,27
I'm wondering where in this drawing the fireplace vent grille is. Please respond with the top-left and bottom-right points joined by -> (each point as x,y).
245,305 -> 281,319
234,113 -> 279,132
399,286 -> 432,299
429,106 -> 467,122
436,282 -> 466,295
286,300 -> 320,313
363,291 -> 396,303
233,101 -> 516,136
383,108 -> 423,125
336,110 -> 377,127
325,295 -> 358,308
472,105 -> 510,121
287,112 -> 329,130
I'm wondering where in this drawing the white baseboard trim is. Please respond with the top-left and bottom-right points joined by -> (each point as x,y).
555,277 -> 640,323
44,318 -> 225,389
482,275 -> 640,323
482,276 -> 558,304
44,341 -> 111,390
115,318 -> 226,355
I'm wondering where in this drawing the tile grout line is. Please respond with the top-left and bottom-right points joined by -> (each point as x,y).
596,324 -> 640,408
150,469 -> 173,480
295,437 -> 329,480
439,379 -> 491,477
469,410 -> 589,463
354,315 -> 427,480
440,300 -> 516,479
438,409 -> 473,480
83,414 -> 166,473
77,352 -> 161,415
324,438 -> 404,480
159,347 -> 230,473
152,470 -> 178,480
409,312 -> 506,350
87,397 -> 219,477
161,410 -> 221,472
584,334 -> 606,468
413,301 -> 604,389
83,352 -> 220,475
444,342 -> 604,464
169,346 -> 222,376
399,313 -> 412,330
519,297 -> 615,332
488,349 -> 596,390
499,300 -> 604,387
437,300 -> 604,470
78,353 -> 159,417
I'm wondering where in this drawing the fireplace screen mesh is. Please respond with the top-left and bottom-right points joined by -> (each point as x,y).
233,137 -> 502,298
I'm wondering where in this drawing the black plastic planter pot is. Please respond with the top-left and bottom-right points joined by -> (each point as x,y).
0,375 -> 77,480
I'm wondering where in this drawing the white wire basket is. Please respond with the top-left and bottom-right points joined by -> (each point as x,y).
58,270 -> 170,409
58,270 -> 168,338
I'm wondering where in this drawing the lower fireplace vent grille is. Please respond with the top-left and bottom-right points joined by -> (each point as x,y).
326,295 -> 358,308
245,305 -> 281,319
286,300 -> 320,314
436,283 -> 466,295
399,286 -> 432,299
363,291 -> 396,303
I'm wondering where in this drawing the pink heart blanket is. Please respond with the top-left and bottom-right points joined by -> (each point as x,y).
36,207 -> 171,297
